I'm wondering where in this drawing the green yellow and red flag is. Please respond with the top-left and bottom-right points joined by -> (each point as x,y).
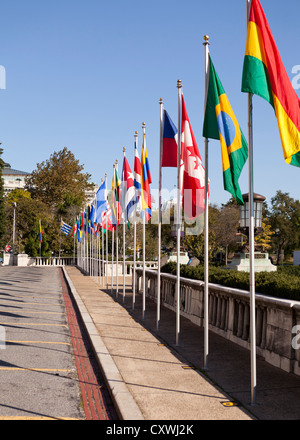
242,0 -> 300,167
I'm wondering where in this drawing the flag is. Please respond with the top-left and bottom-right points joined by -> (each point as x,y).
101,203 -> 113,232
180,96 -> 206,220
39,220 -> 43,243
61,220 -> 72,236
112,168 -> 121,227
203,55 -> 248,205
89,202 -> 97,235
162,109 -> 178,167
141,131 -> 152,220
122,155 -> 136,222
76,218 -> 82,242
95,181 -> 107,223
242,0 -> 300,167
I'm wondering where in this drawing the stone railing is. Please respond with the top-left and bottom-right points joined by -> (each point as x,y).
3,253 -> 76,267
135,268 -> 300,377
77,257 -> 158,277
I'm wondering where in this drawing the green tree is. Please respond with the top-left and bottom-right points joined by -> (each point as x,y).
267,190 -> 300,259
25,147 -> 94,215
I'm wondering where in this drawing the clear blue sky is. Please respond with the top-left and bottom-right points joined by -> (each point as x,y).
0,0 -> 299,209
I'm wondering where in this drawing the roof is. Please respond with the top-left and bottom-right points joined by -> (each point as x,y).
2,163 -> 30,176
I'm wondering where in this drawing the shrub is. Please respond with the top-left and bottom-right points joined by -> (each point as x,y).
161,263 -> 300,301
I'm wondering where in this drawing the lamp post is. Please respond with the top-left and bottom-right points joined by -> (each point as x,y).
239,193 -> 266,248
275,228 -> 280,265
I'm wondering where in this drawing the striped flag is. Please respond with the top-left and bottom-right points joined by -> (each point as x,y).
242,0 -> 300,167
141,131 -> 152,220
39,220 -> 43,243
61,220 -> 72,236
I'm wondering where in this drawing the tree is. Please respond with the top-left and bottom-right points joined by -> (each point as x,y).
267,191 -> 300,259
25,147 -> 94,215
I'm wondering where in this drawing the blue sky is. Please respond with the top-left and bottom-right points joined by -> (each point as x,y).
0,0 -> 299,209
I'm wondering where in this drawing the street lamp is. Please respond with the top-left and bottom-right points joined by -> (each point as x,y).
275,228 -> 280,265
239,193 -> 266,240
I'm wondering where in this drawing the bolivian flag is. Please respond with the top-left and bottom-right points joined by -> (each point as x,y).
242,0 -> 300,167
203,55 -> 248,205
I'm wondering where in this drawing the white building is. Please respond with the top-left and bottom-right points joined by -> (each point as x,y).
2,163 -> 31,195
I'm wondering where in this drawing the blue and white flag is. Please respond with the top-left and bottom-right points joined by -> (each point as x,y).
96,181 -> 107,223
61,220 -> 72,236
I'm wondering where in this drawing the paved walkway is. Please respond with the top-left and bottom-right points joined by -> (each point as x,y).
64,266 -> 300,420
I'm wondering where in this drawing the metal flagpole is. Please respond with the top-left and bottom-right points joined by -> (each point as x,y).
203,35 -> 210,369
142,122 -> 146,320
123,147 -> 126,302
111,165 -> 115,294
157,98 -> 164,331
105,173 -> 109,290
133,131 -> 138,310
116,160 -> 119,298
246,0 -> 257,406
176,80 -> 182,346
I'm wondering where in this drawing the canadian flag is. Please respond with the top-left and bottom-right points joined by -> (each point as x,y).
180,96 -> 207,220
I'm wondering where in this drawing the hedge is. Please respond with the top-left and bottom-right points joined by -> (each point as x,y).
161,262 -> 300,301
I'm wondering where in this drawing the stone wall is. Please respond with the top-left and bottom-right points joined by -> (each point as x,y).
135,268 -> 300,376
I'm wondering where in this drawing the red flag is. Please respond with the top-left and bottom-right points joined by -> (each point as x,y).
180,96 -> 207,220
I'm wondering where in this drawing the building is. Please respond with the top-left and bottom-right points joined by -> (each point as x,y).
2,163 -> 31,195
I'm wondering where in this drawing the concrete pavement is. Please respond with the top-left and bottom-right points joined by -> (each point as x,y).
63,266 -> 300,420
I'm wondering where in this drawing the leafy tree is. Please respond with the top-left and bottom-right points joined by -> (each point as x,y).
267,190 -> 300,258
25,147 -> 94,215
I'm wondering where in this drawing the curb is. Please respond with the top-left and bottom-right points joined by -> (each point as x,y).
62,267 -> 144,421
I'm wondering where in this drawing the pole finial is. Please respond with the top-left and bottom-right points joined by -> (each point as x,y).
123,147 -> 126,152
159,97 -> 163,104
203,35 -> 210,44
177,79 -> 182,89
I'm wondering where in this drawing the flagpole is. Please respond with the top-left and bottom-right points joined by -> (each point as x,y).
157,97 -> 164,331
203,35 -> 210,369
105,173 -> 109,290
112,165 -> 115,294
176,80 -> 182,346
116,159 -> 119,298
246,0 -> 257,406
142,122 -> 146,320
123,147 -> 126,302
59,217 -> 62,260
133,131 -> 138,310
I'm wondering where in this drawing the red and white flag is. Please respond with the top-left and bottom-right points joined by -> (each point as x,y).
101,203 -> 113,232
180,96 -> 207,220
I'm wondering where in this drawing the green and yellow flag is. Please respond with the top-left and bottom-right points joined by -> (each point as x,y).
203,55 -> 248,205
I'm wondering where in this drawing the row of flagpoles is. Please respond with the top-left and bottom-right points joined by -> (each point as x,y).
52,0 -> 300,406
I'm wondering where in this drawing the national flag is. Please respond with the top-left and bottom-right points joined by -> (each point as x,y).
141,131 -> 152,220
112,168 -> 121,227
242,0 -> 300,167
162,109 -> 178,168
134,137 -> 141,193
122,155 -> 136,222
61,220 -> 72,236
203,55 -> 248,205
76,218 -> 82,242
71,221 -> 77,238
95,181 -> 107,223
39,220 -> 43,243
180,96 -> 206,220
89,202 -> 97,235
101,203 -> 113,232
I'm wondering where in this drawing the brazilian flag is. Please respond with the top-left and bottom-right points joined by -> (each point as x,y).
203,55 -> 248,205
